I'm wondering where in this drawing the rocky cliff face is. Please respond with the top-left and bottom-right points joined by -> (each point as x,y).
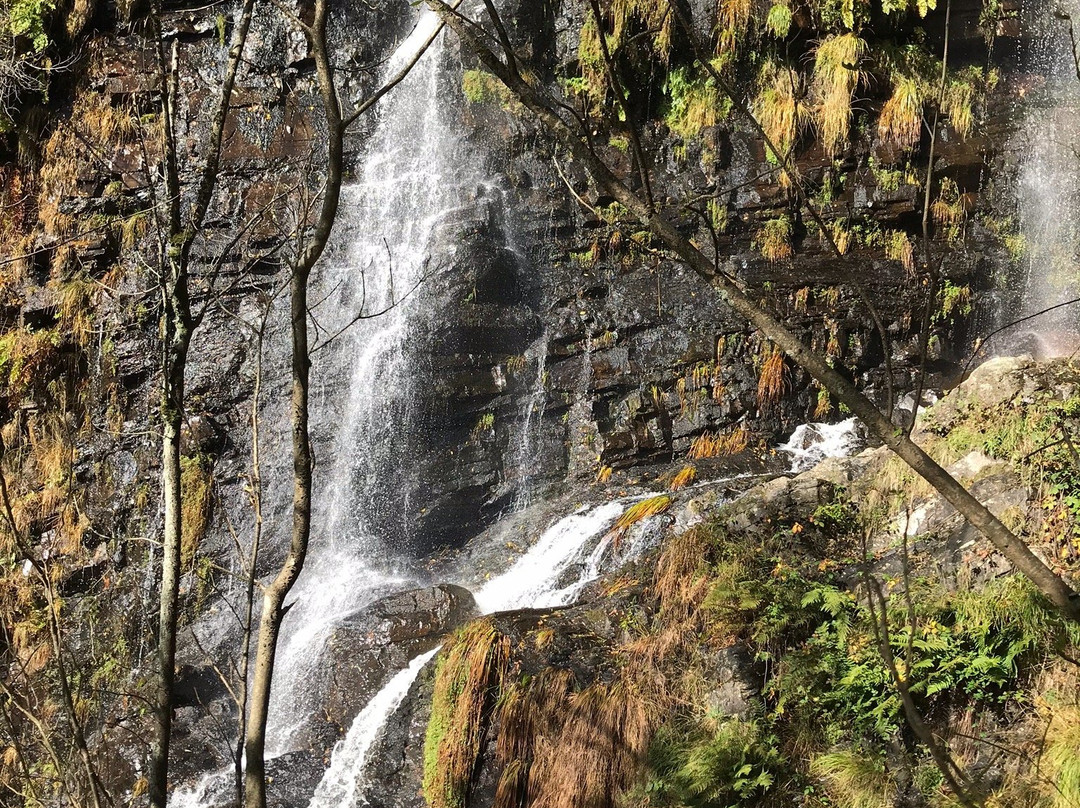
0,0 -> 1040,803
367,356 -> 1080,808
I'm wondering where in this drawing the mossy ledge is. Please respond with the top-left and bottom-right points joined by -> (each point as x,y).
418,357 -> 1080,808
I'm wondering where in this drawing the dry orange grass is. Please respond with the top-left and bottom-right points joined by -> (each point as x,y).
813,386 -> 831,420
653,526 -> 711,621
615,495 -> 672,531
757,347 -> 787,410
669,465 -> 696,492
687,426 -> 749,459
425,619 -> 510,808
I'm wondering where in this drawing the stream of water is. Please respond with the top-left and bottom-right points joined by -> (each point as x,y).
302,418 -> 862,807
994,0 -> 1080,356
264,10 -> 477,753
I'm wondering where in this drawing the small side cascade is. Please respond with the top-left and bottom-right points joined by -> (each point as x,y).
779,418 -> 861,472
307,648 -> 440,808
992,0 -> 1080,356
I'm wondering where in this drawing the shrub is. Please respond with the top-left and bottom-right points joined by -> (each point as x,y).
755,215 -> 794,262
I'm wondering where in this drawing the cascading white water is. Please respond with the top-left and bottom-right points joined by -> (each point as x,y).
998,0 -> 1080,356
779,418 -> 860,472
308,647 -> 440,808
305,410 -> 865,806
473,501 -> 626,612
265,10 -> 480,755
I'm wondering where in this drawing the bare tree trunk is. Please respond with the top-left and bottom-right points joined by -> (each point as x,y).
243,259 -> 315,808
242,4 -> 338,804
149,287 -> 189,808
146,2 -> 257,804
426,0 -> 1080,623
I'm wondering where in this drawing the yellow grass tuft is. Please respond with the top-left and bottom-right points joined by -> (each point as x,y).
180,455 -> 213,568
669,465 -> 696,491
811,749 -> 895,808
425,619 -> 510,808
718,0 -> 755,39
1042,704 -> 1080,808
811,33 -> 868,156
884,229 -> 916,275
752,61 -> 806,183
615,495 -> 672,531
878,75 -> 923,150
942,78 -> 974,139
829,220 -> 852,254
687,426 -> 749,459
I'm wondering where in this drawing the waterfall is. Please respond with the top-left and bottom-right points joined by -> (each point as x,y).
264,10 -> 480,754
307,647 -> 440,808
996,0 -> 1080,356
307,498 -> 645,807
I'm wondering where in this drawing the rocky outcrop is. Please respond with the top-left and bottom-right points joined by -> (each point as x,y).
0,0 -> 1052,802
322,584 -> 477,732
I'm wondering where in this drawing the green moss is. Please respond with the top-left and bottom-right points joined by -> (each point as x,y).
179,454 -> 213,568
423,620 -> 508,808
461,69 -> 517,110
664,64 -> 731,141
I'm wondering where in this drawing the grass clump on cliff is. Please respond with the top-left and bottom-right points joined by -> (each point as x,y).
756,347 -> 787,410
687,426 -> 749,459
752,61 -> 806,175
811,33 -> 868,157
755,215 -> 794,262
180,454 -> 213,568
878,75 -> 922,150
664,65 -> 730,141
424,619 -> 510,808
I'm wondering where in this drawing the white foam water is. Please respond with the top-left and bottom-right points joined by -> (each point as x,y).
779,418 -> 860,472
473,501 -> 626,613
307,647 -> 440,808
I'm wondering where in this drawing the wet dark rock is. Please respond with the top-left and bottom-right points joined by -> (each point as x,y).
322,584 -> 477,733
266,751 -> 327,808
702,644 -> 760,720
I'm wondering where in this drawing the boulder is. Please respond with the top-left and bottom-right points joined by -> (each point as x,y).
321,584 -> 477,734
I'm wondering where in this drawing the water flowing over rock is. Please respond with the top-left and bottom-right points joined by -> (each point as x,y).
6,0 -> 1080,805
